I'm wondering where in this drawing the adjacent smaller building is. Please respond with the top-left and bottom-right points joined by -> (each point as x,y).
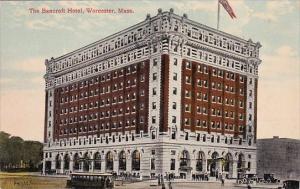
257,136 -> 300,181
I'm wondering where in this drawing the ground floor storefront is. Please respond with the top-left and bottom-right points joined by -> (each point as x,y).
43,139 -> 256,180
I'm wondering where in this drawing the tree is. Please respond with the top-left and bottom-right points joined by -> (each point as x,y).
7,136 -> 24,168
0,131 -> 43,171
0,132 -> 10,170
23,141 -> 43,169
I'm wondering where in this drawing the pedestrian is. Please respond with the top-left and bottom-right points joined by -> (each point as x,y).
158,174 -> 161,186
168,181 -> 172,189
221,178 -> 225,186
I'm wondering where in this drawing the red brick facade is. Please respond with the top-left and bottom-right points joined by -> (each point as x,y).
52,61 -> 149,140
181,59 -> 247,137
160,54 -> 170,132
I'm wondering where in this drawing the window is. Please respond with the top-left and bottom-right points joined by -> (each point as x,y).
203,66 -> 208,74
153,73 -> 157,81
152,102 -> 156,109
239,100 -> 244,108
185,90 -> 191,98
203,80 -> 208,87
152,88 -> 157,95
140,90 -> 145,96
185,104 -> 191,112
170,159 -> 175,170
151,158 -> 155,170
173,73 -> 178,81
151,131 -> 156,139
140,103 -> 144,110
172,102 -> 177,109
212,69 -> 217,76
185,76 -> 191,84
184,118 -> 190,126
197,79 -> 202,87
173,87 -> 177,95
132,151 -> 140,171
185,132 -> 189,140
240,76 -> 244,83
172,116 -> 176,123
119,151 -> 126,170
151,150 -> 156,155
140,117 -> 144,123
240,88 -> 244,95
186,61 -> 191,69
174,58 -> 178,65
152,116 -> 156,124
153,59 -> 158,66
171,131 -> 176,139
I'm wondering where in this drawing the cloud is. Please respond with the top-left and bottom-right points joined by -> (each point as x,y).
253,0 -> 295,22
0,57 -> 45,91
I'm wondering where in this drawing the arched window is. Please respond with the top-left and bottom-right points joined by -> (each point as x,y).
196,152 -> 205,171
210,152 -> 219,177
180,150 -> 190,168
132,150 -> 140,171
83,152 -> 90,171
224,153 -> 233,172
73,153 -> 80,170
119,151 -> 126,171
55,154 -> 61,169
94,152 -> 101,170
237,154 -> 245,171
64,154 -> 70,170
106,151 -> 114,171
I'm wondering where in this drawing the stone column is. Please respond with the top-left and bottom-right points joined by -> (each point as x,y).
126,156 -> 132,173
232,160 -> 238,179
175,157 -> 180,177
204,159 -> 208,172
90,160 -> 94,172
101,158 -> 105,172
80,161 -> 84,172
51,159 -> 56,171
114,158 -> 119,174
190,157 -> 196,179
42,153 -> 46,175
217,159 -> 223,173
60,160 -> 65,174
69,160 -> 74,173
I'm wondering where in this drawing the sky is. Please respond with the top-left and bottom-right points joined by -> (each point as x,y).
0,0 -> 299,141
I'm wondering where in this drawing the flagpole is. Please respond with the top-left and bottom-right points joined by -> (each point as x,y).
217,0 -> 220,30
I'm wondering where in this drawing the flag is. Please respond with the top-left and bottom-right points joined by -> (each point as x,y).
219,0 -> 237,19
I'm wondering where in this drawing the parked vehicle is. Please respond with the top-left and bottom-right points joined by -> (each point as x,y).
283,180 -> 299,189
263,173 -> 280,183
237,174 -> 261,184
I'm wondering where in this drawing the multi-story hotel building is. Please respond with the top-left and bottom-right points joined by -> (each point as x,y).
42,9 -> 261,180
